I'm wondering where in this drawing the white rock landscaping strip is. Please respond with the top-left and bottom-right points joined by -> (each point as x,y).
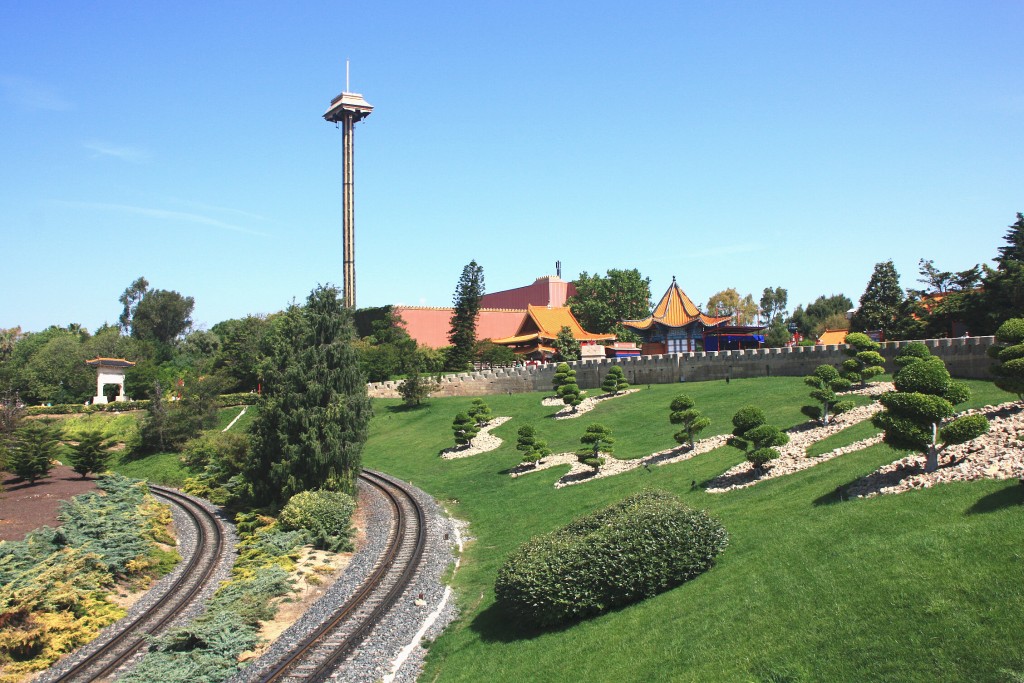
439,416 -> 512,459
542,389 -> 639,419
705,402 -> 886,493
846,401 -> 1024,498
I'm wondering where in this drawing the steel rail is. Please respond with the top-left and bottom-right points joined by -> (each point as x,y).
257,469 -> 428,683
50,485 -> 225,682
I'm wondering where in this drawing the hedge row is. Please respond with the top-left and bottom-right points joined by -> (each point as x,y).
494,490 -> 728,627
24,391 -> 258,416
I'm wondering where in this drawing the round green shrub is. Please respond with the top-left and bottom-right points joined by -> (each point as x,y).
895,342 -> 932,367
494,490 -> 728,627
894,356 -> 951,395
731,405 -> 766,434
277,490 -> 356,552
940,414 -> 990,446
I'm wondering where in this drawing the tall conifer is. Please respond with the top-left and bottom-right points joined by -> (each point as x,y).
447,261 -> 485,371
247,285 -> 371,504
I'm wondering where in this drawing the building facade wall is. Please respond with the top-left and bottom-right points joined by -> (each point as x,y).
367,336 -> 996,398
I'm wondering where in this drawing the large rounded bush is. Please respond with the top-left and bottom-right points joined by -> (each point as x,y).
894,356 -> 951,395
494,490 -> 728,627
278,490 -> 356,552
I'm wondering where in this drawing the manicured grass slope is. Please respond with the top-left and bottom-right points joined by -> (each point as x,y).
362,378 -> 1024,682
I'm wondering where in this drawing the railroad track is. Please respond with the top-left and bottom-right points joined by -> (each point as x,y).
47,485 -> 226,683
255,469 -> 428,683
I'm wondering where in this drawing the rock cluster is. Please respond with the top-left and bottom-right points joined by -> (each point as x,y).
541,389 -> 639,419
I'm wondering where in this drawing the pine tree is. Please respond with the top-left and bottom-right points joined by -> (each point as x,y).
467,398 -> 493,426
452,412 -> 479,449
995,212 -> 1024,268
873,350 -> 988,472
726,406 -> 789,469
397,367 -> 437,406
246,285 -> 371,505
68,429 -> 115,478
601,366 -> 629,395
9,421 -> 59,483
576,423 -> 613,470
669,394 -> 710,448
841,332 -> 886,388
446,260 -> 485,371
850,261 -> 906,338
554,326 -> 581,362
802,365 -> 854,425
516,424 -> 551,466
988,318 -> 1024,400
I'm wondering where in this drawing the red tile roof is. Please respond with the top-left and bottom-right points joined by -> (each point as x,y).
493,305 -> 615,345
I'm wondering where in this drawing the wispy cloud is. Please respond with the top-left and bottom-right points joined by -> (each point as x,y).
0,75 -> 73,111
83,141 -> 150,163
60,201 -> 268,236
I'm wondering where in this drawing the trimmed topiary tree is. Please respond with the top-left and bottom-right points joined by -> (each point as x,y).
67,429 -> 115,478
989,318 -> 1024,400
467,398 -> 493,426
277,489 -> 356,552
516,425 -> 551,466
669,394 -> 710,448
551,362 -> 573,395
576,423 -> 613,470
841,332 -> 886,388
601,366 -> 630,395
802,365 -> 854,425
494,490 -> 728,627
894,341 -> 932,369
451,412 -> 479,449
872,354 -> 989,472
557,366 -> 585,412
726,405 -> 789,468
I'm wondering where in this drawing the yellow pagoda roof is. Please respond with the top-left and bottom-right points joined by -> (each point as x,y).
816,329 -> 849,345
621,278 -> 731,331
492,305 -> 615,345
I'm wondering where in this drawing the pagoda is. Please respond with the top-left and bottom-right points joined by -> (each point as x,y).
620,277 -> 731,354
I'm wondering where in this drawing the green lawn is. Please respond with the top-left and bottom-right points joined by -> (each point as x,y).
363,377 -> 1024,682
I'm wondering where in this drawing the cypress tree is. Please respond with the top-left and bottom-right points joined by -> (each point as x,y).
246,285 -> 371,505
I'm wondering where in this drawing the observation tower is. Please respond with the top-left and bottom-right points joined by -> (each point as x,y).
324,66 -> 373,308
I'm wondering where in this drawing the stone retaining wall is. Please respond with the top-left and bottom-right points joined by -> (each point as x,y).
367,336 -> 995,399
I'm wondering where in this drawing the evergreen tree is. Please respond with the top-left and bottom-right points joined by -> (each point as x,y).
397,367 -> 437,407
567,269 -> 652,333
873,350 -> 988,472
552,363 -> 573,395
995,212 -> 1024,268
669,394 -> 710,448
554,326 -> 581,362
802,365 -> 854,425
452,412 -> 479,449
246,285 -> 371,505
850,261 -> 906,338
68,429 -> 115,478
576,423 -> 613,470
726,406 -> 789,469
841,332 -> 886,388
516,424 -> 551,466
601,366 -> 629,395
8,421 -> 59,483
556,367 -> 584,412
446,260 -> 485,371
988,318 -> 1024,400
467,398 -> 493,426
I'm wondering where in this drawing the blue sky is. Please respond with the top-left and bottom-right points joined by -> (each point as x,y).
2,1 -> 1022,333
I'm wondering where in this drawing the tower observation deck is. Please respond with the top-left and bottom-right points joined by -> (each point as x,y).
324,86 -> 373,309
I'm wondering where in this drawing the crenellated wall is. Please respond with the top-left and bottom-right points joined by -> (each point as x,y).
366,336 -> 995,399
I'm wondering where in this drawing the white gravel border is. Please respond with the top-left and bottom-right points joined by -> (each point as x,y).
439,416 -> 512,459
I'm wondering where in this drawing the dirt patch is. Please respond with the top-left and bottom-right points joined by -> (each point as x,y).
0,465 -> 101,541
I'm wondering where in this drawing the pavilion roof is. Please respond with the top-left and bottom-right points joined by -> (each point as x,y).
84,357 -> 136,368
816,329 -> 849,345
621,278 -> 731,331
492,305 -> 614,345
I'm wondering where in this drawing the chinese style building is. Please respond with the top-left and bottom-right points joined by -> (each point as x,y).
620,277 -> 732,354
492,305 -> 615,361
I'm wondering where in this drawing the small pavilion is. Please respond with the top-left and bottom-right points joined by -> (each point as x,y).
85,357 -> 135,404
492,305 -> 615,361
620,277 -> 732,354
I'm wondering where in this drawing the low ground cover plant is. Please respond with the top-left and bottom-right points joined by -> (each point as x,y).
0,475 -> 178,681
277,489 -> 356,552
494,490 -> 728,627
